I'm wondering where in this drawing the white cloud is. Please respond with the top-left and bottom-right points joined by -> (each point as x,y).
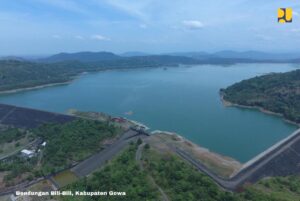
100,0 -> 148,20
182,20 -> 204,30
91,34 -> 110,41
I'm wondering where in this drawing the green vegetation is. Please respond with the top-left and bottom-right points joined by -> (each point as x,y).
0,56 -> 199,92
0,127 -> 33,160
34,119 -> 123,174
1,126 -> 300,200
221,69 -> 300,123
143,149 -> 236,201
62,144 -> 159,201
142,148 -> 300,201
0,128 -> 27,144
239,176 -> 300,201
0,60 -> 81,91
0,156 -> 38,186
0,119 -> 123,187
2,54 -> 295,93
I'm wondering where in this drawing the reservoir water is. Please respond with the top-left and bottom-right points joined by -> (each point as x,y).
0,63 -> 298,162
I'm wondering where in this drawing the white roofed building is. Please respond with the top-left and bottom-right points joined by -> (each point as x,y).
21,149 -> 35,158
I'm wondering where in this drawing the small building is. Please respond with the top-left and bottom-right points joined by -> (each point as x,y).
41,141 -> 47,146
21,149 -> 35,158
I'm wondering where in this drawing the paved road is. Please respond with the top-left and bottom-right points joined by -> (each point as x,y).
71,129 -> 147,177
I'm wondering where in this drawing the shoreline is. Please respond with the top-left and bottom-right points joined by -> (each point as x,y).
0,65 -> 180,95
149,130 -> 242,178
0,81 -> 72,94
220,94 -> 300,127
0,70 -> 90,95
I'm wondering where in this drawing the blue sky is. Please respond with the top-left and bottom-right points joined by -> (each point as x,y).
0,0 -> 300,55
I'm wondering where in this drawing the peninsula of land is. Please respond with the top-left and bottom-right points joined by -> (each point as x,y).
221,69 -> 300,126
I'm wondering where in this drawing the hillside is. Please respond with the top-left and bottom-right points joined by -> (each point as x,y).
1,52 -> 300,93
0,60 -> 83,91
40,51 -> 300,63
221,69 -> 300,124
40,51 -> 121,62
0,56 -> 200,92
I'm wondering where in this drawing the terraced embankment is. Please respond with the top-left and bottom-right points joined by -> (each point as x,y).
0,103 -> 75,128
175,128 -> 300,191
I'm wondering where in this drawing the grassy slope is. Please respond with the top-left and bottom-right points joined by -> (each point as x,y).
240,176 -> 300,201
142,146 -> 300,201
61,144 -> 160,201
222,69 -> 300,123
143,148 -> 236,201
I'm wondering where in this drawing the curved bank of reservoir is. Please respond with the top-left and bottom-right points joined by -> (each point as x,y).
0,63 -> 298,162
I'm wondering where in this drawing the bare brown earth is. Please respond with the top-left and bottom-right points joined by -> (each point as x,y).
147,131 -> 242,178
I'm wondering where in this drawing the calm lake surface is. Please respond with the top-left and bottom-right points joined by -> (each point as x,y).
0,63 -> 299,162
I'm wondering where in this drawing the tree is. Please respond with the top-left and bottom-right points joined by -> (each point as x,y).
137,138 -> 142,145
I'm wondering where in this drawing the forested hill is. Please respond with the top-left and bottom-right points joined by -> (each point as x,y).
0,60 -> 80,91
221,70 -> 300,124
0,55 -> 200,92
1,52 -> 300,93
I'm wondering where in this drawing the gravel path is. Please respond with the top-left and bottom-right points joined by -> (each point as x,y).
136,143 -> 170,201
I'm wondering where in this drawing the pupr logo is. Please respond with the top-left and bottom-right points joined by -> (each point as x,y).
278,8 -> 292,23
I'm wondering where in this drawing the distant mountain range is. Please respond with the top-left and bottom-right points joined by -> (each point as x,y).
0,56 -> 27,61
39,51 -> 121,63
1,50 -> 300,64
0,50 -> 299,93
168,50 -> 300,61
120,51 -> 150,57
